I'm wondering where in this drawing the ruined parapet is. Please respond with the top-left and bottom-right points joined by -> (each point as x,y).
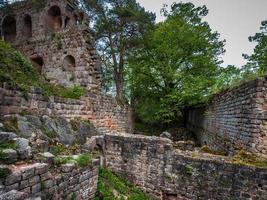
0,0 -> 102,89
186,76 -> 267,158
103,133 -> 267,200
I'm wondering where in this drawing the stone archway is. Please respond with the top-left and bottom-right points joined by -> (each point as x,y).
31,56 -> 44,74
63,55 -> 75,71
2,15 -> 16,42
47,6 -> 62,32
23,15 -> 32,39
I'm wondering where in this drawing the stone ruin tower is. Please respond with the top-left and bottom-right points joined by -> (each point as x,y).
0,0 -> 102,89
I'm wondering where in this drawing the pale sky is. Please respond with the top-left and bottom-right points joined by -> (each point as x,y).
137,0 -> 267,68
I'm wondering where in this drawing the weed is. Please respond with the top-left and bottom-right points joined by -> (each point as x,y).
42,127 -> 57,139
0,167 -> 11,178
185,164 -> 194,176
76,154 -> 92,167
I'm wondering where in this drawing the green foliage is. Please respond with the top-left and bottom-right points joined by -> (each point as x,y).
76,154 -> 92,167
81,0 -> 155,99
54,156 -> 74,166
231,150 -> 267,169
0,40 -> 86,99
129,2 -> 225,125
93,167 -> 154,200
70,192 -> 77,200
185,164 -> 194,176
0,167 -> 11,178
242,20 -> 267,76
54,154 -> 92,167
42,128 -> 57,139
0,141 -> 17,150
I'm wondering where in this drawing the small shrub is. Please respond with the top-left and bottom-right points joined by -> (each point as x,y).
42,127 -> 57,138
185,164 -> 194,176
70,192 -> 77,200
0,141 -> 17,150
0,168 -> 11,178
70,118 -> 81,131
54,156 -> 73,166
76,154 -> 92,167
0,150 -> 8,161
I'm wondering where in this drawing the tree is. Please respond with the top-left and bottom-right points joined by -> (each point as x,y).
243,20 -> 267,75
81,0 -> 155,101
129,2 -> 225,126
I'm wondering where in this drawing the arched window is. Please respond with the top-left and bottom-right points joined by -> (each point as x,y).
63,55 -> 75,71
31,56 -> 44,74
47,6 -> 62,31
2,15 -> 16,42
23,15 -> 32,39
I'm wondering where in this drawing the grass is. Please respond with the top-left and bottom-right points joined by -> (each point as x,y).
42,127 -> 57,139
76,154 -> 92,167
93,167 -> 154,200
200,145 -> 228,156
231,150 -> 267,169
0,140 -> 17,161
0,40 -> 86,99
54,153 -> 92,167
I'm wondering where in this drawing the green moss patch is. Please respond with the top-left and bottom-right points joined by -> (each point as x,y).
0,40 -> 86,99
93,167 -> 154,200
200,145 -> 227,156
231,150 -> 267,169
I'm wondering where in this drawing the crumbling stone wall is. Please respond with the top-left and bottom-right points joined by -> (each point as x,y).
0,0 -> 101,89
187,77 -> 267,157
0,160 -> 99,199
103,134 -> 267,200
0,86 -> 132,133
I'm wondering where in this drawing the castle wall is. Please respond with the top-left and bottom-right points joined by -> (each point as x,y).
0,159 -> 99,199
0,86 -> 132,134
0,0 -> 102,89
104,134 -> 267,200
187,77 -> 267,157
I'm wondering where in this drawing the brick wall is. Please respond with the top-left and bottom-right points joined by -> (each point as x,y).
103,134 -> 267,200
0,160 -> 99,199
187,77 -> 267,157
0,86 -> 132,134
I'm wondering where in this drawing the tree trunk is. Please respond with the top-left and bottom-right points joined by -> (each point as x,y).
114,70 -> 124,102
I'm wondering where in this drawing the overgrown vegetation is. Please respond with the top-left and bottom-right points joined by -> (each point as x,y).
231,150 -> 267,169
0,40 -> 86,99
1,116 -> 19,133
70,118 -> 93,131
93,167 -> 154,200
0,167 -> 11,179
42,127 -> 57,139
200,145 -> 228,156
54,153 -> 92,168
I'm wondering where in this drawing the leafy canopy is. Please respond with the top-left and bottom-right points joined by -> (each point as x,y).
81,0 -> 155,99
129,2 -> 225,124
242,20 -> 267,76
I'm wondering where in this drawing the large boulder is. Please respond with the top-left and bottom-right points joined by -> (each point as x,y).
15,138 -> 31,160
